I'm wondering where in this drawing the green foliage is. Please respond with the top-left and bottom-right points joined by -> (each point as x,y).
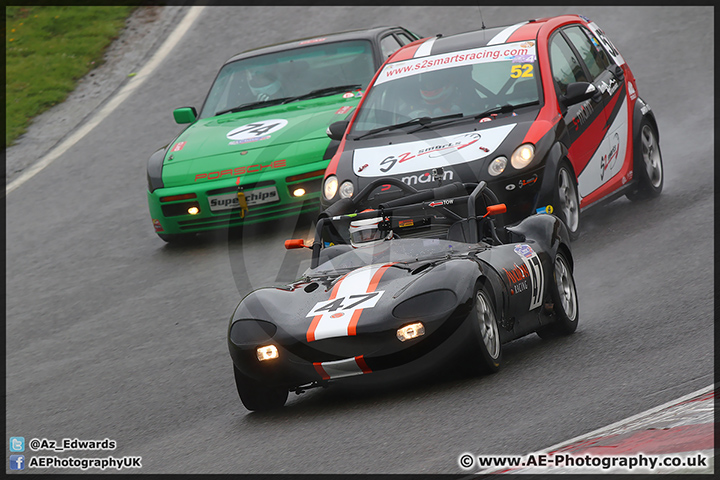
5,5 -> 136,147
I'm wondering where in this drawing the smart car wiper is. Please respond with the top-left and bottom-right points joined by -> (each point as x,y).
215,97 -> 297,116
352,113 -> 463,140
407,102 -> 540,133
282,84 -> 363,103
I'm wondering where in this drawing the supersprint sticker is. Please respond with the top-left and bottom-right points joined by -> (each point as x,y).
171,141 -> 186,152
577,97 -> 628,197
353,124 -> 516,178
513,244 -> 544,310
227,119 -> 288,141
306,264 -> 393,341
229,135 -> 270,145
376,41 -> 536,85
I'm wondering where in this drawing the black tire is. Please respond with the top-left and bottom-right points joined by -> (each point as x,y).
553,162 -> 580,240
626,120 -> 663,201
464,286 -> 502,374
157,232 -> 197,244
233,365 -> 288,412
537,250 -> 579,339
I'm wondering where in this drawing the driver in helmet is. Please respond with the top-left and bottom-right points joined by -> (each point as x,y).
247,65 -> 284,102
405,69 -> 463,118
349,216 -> 394,248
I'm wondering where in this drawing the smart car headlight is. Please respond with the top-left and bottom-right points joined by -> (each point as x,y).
323,175 -> 338,200
488,156 -> 507,176
511,143 -> 535,170
339,181 -> 354,199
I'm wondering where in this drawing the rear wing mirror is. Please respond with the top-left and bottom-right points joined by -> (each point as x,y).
483,204 -> 507,217
284,239 -> 308,250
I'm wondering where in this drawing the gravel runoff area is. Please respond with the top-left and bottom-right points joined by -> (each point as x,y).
4,5 -> 191,186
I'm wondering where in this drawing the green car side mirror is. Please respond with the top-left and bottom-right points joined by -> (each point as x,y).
173,107 -> 197,124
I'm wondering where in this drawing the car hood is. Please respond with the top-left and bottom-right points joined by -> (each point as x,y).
162,95 -> 360,187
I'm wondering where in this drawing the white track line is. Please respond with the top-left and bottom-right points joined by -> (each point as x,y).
5,6 -> 207,197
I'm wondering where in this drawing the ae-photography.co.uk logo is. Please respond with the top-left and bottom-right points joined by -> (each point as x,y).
10,455 -> 25,470
9,437 -> 25,452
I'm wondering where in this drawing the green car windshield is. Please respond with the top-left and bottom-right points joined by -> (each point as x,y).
199,40 -> 375,119
351,40 -> 540,133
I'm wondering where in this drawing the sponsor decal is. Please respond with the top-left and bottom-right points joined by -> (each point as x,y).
518,174 -> 538,189
600,132 -> 621,181
512,244 -> 544,310
152,219 -> 164,232
590,36 -> 603,53
209,186 -> 278,211
227,119 -> 288,141
355,91 -> 363,97
377,41 -> 536,85
429,199 -> 454,207
336,106 -> 354,115
399,219 -> 414,227
330,312 -> 345,318
504,263 -> 530,295
505,184 -> 516,191
627,170 -> 633,180
342,92 -> 355,99
572,101 -> 594,131
641,104 -> 651,115
354,125 -> 515,178
195,159 -> 286,182
512,54 -> 537,63
171,141 -> 186,152
313,356 -> 371,380
229,135 -> 270,145
628,82 -> 637,100
300,37 -> 326,45
402,169 -> 454,186
589,21 -> 625,65
479,117 -> 492,123
599,77 -> 619,96
357,164 -> 368,173
535,205 -> 553,215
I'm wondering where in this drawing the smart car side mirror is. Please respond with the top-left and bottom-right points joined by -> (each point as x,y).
561,82 -> 597,106
173,107 -> 197,124
326,121 -> 349,141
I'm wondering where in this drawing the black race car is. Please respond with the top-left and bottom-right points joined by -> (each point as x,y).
322,15 -> 663,239
228,180 -> 579,411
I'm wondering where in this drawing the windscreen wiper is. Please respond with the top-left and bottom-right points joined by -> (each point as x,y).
352,113 -> 463,141
215,97 -> 296,116
282,84 -> 363,104
407,101 -> 540,133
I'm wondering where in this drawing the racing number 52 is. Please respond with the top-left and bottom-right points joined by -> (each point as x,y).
510,64 -> 533,78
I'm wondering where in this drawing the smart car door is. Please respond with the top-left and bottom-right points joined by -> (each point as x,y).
562,24 -> 629,205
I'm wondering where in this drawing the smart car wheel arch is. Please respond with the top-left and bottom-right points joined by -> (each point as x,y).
554,160 -> 580,240
627,117 -> 663,201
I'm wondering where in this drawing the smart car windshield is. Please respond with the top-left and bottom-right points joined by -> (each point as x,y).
199,40 -> 375,119
351,40 -> 540,133
309,238 -> 476,275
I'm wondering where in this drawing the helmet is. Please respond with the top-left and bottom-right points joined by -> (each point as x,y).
349,216 -> 393,248
248,66 -> 280,98
419,71 -> 454,105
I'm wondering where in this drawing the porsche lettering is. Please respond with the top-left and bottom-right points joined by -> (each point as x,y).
195,159 -> 286,182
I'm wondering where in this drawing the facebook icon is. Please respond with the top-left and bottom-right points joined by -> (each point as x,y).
10,455 -> 25,470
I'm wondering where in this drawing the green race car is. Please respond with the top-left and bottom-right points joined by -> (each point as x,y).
147,26 -> 420,242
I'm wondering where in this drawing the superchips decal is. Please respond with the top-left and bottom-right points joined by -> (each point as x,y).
353,124 -> 516,178
513,244 -> 544,310
314,356 -> 371,380
306,263 -> 394,342
226,119 -> 288,142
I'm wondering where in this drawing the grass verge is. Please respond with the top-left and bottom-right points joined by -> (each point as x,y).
5,5 -> 136,147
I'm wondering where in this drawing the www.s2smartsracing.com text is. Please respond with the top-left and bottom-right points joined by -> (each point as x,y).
458,452 -> 709,471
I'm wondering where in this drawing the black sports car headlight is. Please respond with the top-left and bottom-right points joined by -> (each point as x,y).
511,143 -> 535,169
229,319 -> 277,347
392,289 -> 457,319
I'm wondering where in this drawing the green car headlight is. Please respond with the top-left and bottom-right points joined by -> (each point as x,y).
323,175 -> 338,200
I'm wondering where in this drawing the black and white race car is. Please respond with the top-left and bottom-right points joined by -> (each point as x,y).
322,14 -> 663,239
228,180 -> 578,411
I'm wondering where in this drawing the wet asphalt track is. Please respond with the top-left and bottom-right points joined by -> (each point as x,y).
5,6 -> 713,474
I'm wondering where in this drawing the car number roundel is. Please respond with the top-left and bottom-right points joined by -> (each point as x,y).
227,119 -> 288,141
